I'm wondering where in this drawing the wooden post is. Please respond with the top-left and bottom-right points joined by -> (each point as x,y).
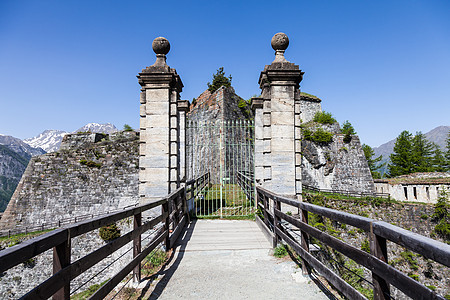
53,237 -> 71,300
273,197 -> 281,247
263,194 -> 269,228
133,213 -> 142,282
301,208 -> 310,275
370,227 -> 390,300
162,200 -> 170,250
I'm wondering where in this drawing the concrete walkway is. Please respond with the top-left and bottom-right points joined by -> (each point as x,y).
144,219 -> 329,299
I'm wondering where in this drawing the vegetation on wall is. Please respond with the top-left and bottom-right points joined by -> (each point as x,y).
207,67 -> 232,94
341,120 -> 356,143
123,124 -> 133,132
303,127 -> 333,144
313,111 -> 336,124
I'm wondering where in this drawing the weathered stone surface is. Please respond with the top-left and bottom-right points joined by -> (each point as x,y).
302,134 -> 375,193
0,132 -> 140,230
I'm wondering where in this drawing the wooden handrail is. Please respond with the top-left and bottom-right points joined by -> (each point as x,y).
0,182 -> 193,300
256,186 -> 448,300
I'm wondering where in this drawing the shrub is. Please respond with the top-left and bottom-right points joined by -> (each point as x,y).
313,111 -> 336,124
433,189 -> 450,240
273,244 -> 288,258
99,223 -> 121,242
341,120 -> 356,135
312,128 -> 333,144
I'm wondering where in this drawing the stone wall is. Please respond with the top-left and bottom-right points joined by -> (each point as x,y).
0,132 -> 140,230
374,173 -> 450,203
299,94 -> 322,123
302,133 -> 375,193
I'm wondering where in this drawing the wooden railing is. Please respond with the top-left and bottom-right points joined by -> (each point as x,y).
256,187 -> 449,300
185,172 -> 210,214
0,180 -> 198,300
303,184 -> 390,199
236,171 -> 254,201
0,203 -> 139,238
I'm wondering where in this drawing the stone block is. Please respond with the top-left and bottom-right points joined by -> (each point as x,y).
263,140 -> 271,152
170,116 -> 177,128
263,127 -> 271,139
271,125 -> 294,138
140,168 -> 168,182
146,115 -> 169,128
271,112 -> 294,126
142,140 -> 169,155
271,138 -> 294,152
271,153 -> 294,166
146,89 -> 170,102
263,113 -> 271,126
139,156 -> 168,169
271,98 -> 294,112
145,101 -> 170,115
264,166 -> 272,179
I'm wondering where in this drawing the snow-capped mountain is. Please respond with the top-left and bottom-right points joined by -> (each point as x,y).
75,123 -> 118,134
23,123 -> 119,153
0,135 -> 46,157
24,130 -> 68,153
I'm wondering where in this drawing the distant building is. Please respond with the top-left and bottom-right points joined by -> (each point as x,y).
374,172 -> 450,204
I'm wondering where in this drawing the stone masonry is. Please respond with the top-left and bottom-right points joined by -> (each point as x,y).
0,132 -> 140,230
137,37 -> 184,203
253,33 -> 304,200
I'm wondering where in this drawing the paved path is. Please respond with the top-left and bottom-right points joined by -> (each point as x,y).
145,219 -> 329,299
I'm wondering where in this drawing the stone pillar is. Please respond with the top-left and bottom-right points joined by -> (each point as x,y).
137,37 -> 183,203
177,100 -> 190,185
255,33 -> 304,199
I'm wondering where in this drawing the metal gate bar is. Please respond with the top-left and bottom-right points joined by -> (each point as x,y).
186,119 -> 255,217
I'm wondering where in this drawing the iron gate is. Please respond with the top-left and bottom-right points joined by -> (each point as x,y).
186,119 -> 255,217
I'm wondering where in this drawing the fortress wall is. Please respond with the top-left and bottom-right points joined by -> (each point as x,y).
302,134 -> 375,193
0,132 -> 140,230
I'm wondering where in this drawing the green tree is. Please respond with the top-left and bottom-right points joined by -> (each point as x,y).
445,132 -> 450,171
341,120 -> 356,143
411,131 -> 434,172
388,130 -> 413,177
207,67 -> 232,93
362,144 -> 384,179
341,120 -> 356,135
430,143 -> 446,172
123,124 -> 133,132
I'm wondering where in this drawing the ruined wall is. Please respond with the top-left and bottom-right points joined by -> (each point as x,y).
186,86 -> 253,183
302,133 -> 375,193
0,132 -> 140,230
299,94 -> 322,123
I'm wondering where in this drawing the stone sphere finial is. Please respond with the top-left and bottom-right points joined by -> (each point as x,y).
271,32 -> 289,51
152,37 -> 170,55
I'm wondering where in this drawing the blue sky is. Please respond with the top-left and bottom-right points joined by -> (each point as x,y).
0,0 -> 449,147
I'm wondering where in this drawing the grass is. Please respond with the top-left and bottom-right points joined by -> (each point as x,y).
70,280 -> 108,300
0,228 -> 54,247
273,244 -> 288,258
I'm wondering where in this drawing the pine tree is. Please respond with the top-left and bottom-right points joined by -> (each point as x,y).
445,132 -> 450,172
388,130 -> 413,177
207,67 -> 232,93
430,143 -> 445,172
362,144 -> 384,179
411,131 -> 434,172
